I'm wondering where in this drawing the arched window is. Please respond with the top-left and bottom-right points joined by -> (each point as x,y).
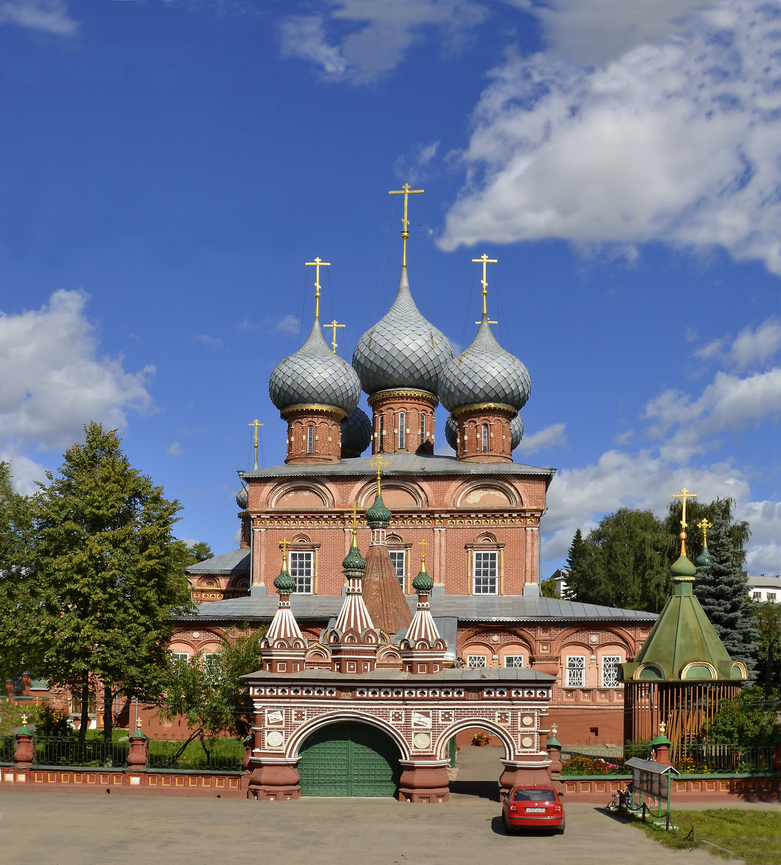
419,414 -> 426,445
398,411 -> 406,450
481,424 -> 489,452
306,426 -> 314,454
378,416 -> 384,452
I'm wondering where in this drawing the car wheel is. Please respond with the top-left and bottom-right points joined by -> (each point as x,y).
558,821 -> 566,835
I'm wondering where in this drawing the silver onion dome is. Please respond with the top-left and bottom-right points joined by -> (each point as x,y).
341,406 -> 372,456
439,315 -> 531,412
445,411 -> 524,450
352,268 -> 454,396
235,487 -> 248,509
269,318 -> 361,414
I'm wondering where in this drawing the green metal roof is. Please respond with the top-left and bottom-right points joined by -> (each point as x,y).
621,549 -> 747,684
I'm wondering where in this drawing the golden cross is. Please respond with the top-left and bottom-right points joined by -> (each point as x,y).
672,487 -> 697,530
698,517 -> 713,545
389,183 -> 424,268
21,713 -> 28,726
325,319 -> 345,354
279,537 -> 290,569
475,318 -> 498,325
249,419 -> 263,470
418,538 -> 429,567
370,454 -> 389,495
305,257 -> 331,319
473,253 -> 498,316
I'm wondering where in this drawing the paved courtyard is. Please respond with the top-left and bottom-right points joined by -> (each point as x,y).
0,747 -> 772,865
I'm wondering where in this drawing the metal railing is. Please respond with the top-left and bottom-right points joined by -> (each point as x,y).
0,734 -> 15,764
33,735 -> 129,767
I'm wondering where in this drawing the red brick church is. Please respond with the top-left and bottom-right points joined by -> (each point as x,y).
176,189 -> 655,788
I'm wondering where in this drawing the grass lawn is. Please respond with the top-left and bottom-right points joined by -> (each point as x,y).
633,809 -> 781,864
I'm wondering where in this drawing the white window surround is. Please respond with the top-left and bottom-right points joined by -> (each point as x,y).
504,655 -> 524,668
466,655 -> 487,668
565,655 -> 586,687
289,550 -> 314,594
473,550 -> 498,594
601,655 -> 621,688
389,549 -> 406,590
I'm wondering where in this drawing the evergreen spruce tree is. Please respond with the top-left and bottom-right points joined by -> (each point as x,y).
30,423 -> 192,747
694,511 -> 758,684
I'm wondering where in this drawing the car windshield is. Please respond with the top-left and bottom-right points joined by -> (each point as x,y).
513,788 -> 556,802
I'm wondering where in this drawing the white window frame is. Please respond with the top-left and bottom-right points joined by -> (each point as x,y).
398,411 -> 406,450
473,550 -> 498,594
419,414 -> 426,445
466,655 -> 487,669
565,655 -> 586,688
481,423 -> 489,452
377,416 -> 384,452
288,550 -> 313,593
389,549 -> 406,590
202,652 -> 222,683
768,592 -> 777,602
306,426 -> 314,454
504,655 -> 525,668
170,651 -> 189,663
753,591 -> 762,600
601,655 -> 621,688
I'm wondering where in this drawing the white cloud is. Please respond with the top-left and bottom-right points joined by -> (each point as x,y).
275,314 -> 301,336
439,1 -> 781,277
279,0 -> 488,82
0,290 -> 154,455
195,334 -> 223,348
730,319 -> 781,370
740,500 -> 781,575
167,441 -> 182,457
515,421 -> 566,454
526,0 -> 712,67
0,0 -> 77,35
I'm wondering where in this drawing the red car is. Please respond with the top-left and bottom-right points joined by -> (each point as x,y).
502,785 -> 565,834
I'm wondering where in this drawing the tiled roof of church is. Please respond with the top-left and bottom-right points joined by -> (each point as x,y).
179,594 -> 657,624
240,452 -> 555,480
186,549 -> 250,575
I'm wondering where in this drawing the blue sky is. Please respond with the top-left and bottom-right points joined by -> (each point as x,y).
1,0 -> 780,579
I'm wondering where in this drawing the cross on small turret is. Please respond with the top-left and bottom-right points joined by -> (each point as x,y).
305,257 -> 331,319
697,517 -> 713,545
325,319 -> 345,354
370,455 -> 389,496
248,418 -> 263,470
672,487 -> 697,530
472,253 -> 498,317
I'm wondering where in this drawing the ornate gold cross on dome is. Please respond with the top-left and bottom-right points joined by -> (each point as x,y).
279,537 -> 290,568
325,319 -> 345,354
389,183 -> 424,268
305,257 -> 331,318
698,517 -> 713,545
248,418 -> 263,470
673,487 -> 697,530
418,538 -> 429,567
472,253 -> 498,317
370,454 -> 389,495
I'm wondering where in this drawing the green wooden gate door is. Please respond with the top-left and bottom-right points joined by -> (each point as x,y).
298,721 -> 400,797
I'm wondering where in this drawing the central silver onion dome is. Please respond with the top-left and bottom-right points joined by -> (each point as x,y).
439,314 -> 531,412
269,318 -> 361,414
352,268 -> 454,396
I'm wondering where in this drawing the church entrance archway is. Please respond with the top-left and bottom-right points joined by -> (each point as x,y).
298,721 -> 401,797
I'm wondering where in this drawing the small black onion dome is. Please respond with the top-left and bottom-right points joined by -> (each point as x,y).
439,314 -> 531,412
352,267 -> 454,396
366,491 -> 392,527
445,414 -> 458,450
274,567 -> 295,593
341,407 -> 372,457
510,413 -> 524,449
412,568 -> 434,594
269,318 -> 361,414
235,487 -> 248,509
342,537 -> 366,572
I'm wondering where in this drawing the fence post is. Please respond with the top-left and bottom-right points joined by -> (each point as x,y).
14,717 -> 35,768
127,724 -> 149,770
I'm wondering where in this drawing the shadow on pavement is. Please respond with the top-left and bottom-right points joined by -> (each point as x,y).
449,779 -> 501,801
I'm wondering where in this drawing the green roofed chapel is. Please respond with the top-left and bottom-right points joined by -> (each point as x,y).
621,489 -> 746,753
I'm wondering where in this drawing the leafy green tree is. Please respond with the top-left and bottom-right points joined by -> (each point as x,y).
0,462 -> 35,683
29,423 -> 192,748
694,511 -> 758,683
565,509 -> 676,612
704,685 -> 781,745
540,578 -> 559,598
155,626 -> 265,762
183,541 -> 213,566
665,497 -> 750,564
